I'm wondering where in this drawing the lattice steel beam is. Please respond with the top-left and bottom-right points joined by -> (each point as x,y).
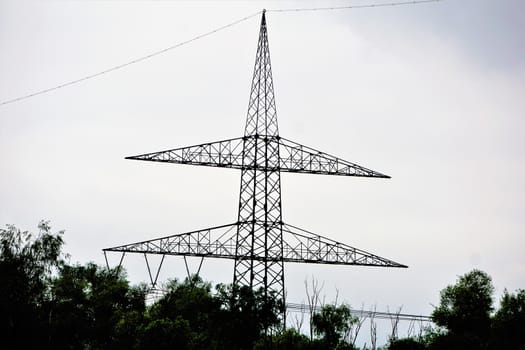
104,221 -> 405,268
278,138 -> 389,178
126,136 -> 389,178
125,137 -> 245,169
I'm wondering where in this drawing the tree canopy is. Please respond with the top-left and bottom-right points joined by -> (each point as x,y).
2,222 -> 524,350
0,221 -> 65,348
312,303 -> 356,349
390,269 -> 524,350
431,269 -> 494,349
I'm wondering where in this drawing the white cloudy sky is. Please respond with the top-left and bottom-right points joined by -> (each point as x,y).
1,0 -> 524,337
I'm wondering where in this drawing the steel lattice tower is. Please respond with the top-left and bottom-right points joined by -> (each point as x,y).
104,11 -> 406,308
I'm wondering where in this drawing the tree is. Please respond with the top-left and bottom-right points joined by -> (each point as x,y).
388,337 -> 426,350
254,328 -> 311,350
312,303 -> 357,349
48,263 -> 148,349
215,283 -> 284,350
273,328 -> 312,350
431,269 -> 494,349
490,289 -> 525,350
144,275 -> 219,349
139,317 -> 193,350
0,221 -> 65,349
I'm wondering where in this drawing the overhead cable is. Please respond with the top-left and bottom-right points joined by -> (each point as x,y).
1,0 -> 443,107
0,10 -> 262,107
267,0 -> 442,13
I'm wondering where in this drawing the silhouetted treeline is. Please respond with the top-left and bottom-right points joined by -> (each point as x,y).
1,222 -> 524,349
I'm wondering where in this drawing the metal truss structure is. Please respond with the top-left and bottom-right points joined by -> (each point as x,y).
104,11 -> 406,315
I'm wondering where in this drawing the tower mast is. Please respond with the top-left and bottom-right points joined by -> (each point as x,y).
104,12 -> 406,322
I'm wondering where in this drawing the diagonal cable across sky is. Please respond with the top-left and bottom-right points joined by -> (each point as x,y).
0,0 -> 442,107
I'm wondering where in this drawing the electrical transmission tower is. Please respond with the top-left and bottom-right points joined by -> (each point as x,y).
104,11 -> 406,310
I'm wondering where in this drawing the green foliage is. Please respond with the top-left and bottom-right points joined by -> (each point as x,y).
431,269 -> 494,349
312,303 -> 357,349
393,271 -> 524,350
215,282 -> 284,349
48,263 -> 148,349
418,326 -> 445,349
139,317 -> 193,350
254,327 -> 359,350
146,275 -> 218,349
388,337 -> 426,350
0,221 -> 65,348
0,222 -> 148,349
272,328 -> 312,350
490,289 -> 525,350
137,275 -> 284,350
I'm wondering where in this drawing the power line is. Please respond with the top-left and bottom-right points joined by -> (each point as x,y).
286,302 -> 433,322
144,286 -> 432,322
1,0 -> 443,107
0,10 -> 262,107
267,0 -> 442,13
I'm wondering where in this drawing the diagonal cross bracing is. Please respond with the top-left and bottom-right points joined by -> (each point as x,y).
104,10 -> 406,318
126,136 -> 389,178
104,221 -> 406,268
278,137 -> 389,177
105,223 -> 239,258
125,137 -> 245,168
233,12 -> 284,299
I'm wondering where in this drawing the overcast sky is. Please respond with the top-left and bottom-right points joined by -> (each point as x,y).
1,0 -> 524,343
